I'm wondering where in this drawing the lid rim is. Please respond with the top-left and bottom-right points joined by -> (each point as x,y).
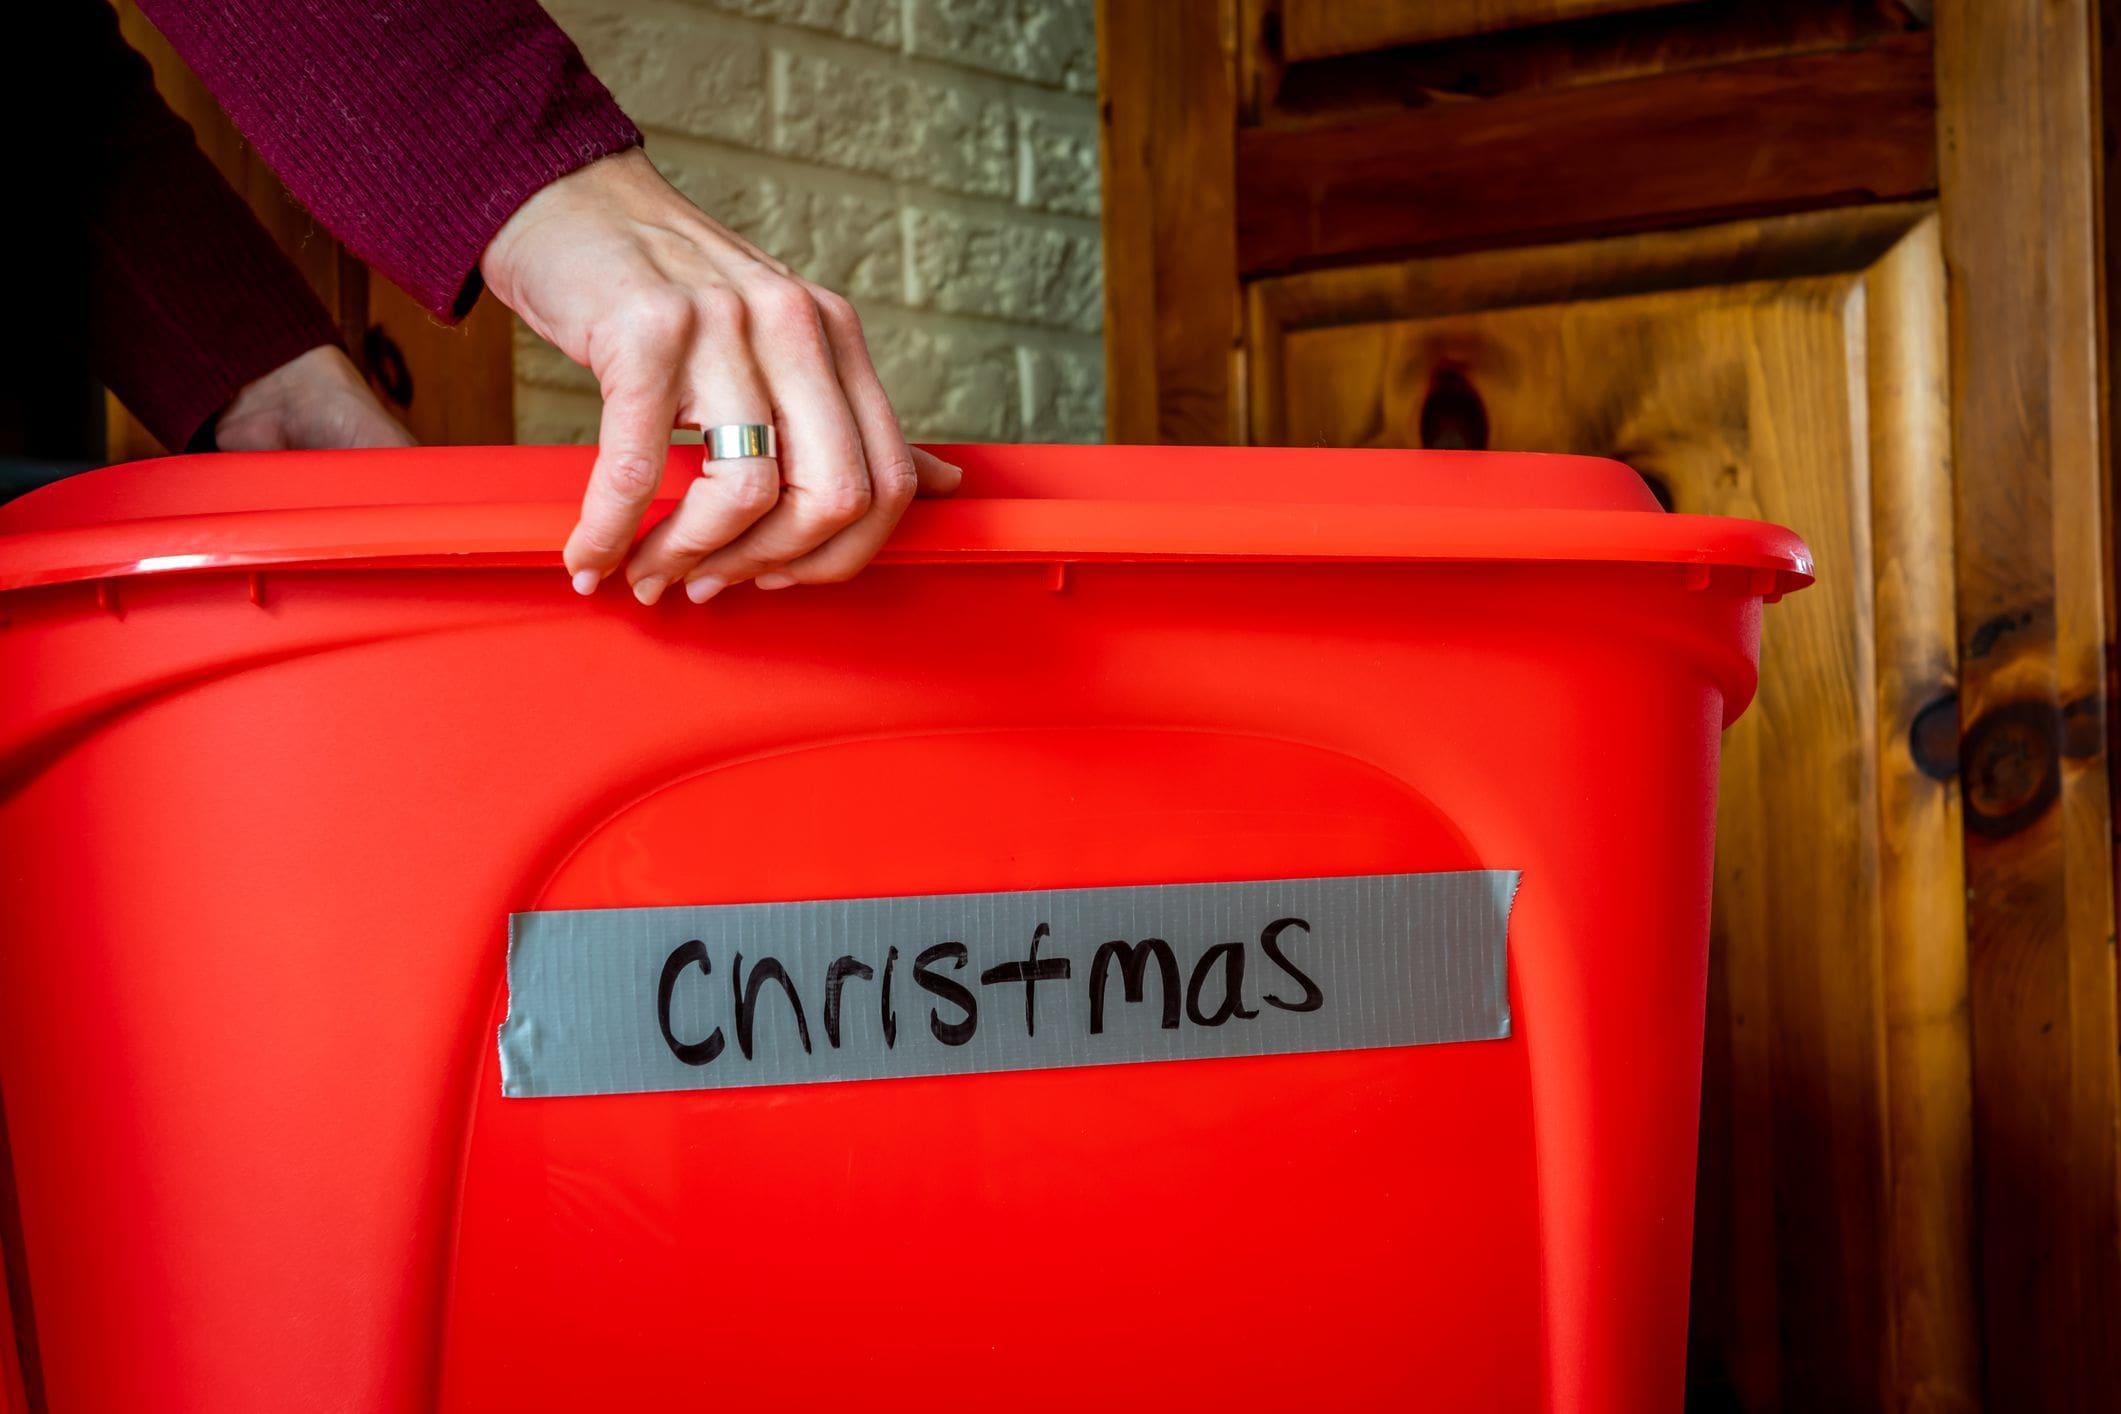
0,499 -> 1812,595
0,449 -> 1813,596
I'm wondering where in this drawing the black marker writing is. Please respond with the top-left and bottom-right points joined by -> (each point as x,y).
880,944 -> 900,1049
732,951 -> 813,1058
657,939 -> 725,1066
1185,941 -> 1260,1027
823,954 -> 874,1050
1088,937 -> 1181,1034
979,922 -> 1072,1037
1259,917 -> 1323,1013
915,942 -> 977,1046
654,913 -> 1328,1066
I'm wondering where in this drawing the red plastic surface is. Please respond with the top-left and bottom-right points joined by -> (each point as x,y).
0,444 -> 1811,599
0,446 -> 1807,1412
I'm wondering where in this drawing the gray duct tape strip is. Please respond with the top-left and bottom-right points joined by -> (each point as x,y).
499,870 -> 1517,1098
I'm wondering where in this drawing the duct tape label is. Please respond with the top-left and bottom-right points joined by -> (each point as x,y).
498,870 -> 1517,1098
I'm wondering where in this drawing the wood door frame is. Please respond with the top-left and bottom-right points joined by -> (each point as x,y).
1097,0 -> 1241,444
1247,203 -> 1980,1409
1935,2 -> 2121,1408
1100,0 -> 2121,1406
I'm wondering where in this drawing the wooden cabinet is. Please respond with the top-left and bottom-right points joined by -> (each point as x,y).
1102,3 -> 2119,1409
1280,0 -> 1701,59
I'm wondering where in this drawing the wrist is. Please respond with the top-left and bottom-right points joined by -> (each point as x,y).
480,147 -> 658,307
214,345 -> 412,453
218,344 -> 342,428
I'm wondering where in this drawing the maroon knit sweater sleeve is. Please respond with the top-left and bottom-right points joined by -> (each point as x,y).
133,0 -> 643,320
72,0 -> 344,452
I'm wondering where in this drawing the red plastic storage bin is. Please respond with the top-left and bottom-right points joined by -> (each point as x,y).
0,445 -> 1808,1413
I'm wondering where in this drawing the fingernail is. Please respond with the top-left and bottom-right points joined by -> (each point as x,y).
685,576 -> 725,604
571,569 -> 600,596
755,572 -> 795,591
632,576 -> 667,606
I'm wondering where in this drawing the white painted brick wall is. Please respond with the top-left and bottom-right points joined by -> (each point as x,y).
514,0 -> 1103,446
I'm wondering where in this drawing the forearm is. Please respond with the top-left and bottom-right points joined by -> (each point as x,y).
133,0 -> 641,319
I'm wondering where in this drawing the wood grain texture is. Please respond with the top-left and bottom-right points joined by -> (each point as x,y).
1248,205 -> 1975,1411
366,285 -> 515,448
1097,0 -> 1242,443
1236,33 -> 1937,276
1864,215 -> 1981,1414
1935,1 -> 2121,1409
1281,0 -> 1698,61
1254,0 -> 1918,129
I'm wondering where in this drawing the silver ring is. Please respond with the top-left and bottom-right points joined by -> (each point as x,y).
704,423 -> 777,461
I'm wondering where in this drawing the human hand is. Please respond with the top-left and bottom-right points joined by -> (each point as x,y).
215,345 -> 415,451
479,147 -> 960,604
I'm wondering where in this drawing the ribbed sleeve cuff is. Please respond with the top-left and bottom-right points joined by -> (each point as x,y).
442,111 -> 643,320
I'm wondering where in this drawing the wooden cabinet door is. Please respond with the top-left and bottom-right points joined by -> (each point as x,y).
1251,204 -> 1974,1412
1280,0 -> 1702,59
1104,1 -> 2121,1407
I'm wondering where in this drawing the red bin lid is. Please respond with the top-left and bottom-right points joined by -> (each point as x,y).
0,444 -> 1812,594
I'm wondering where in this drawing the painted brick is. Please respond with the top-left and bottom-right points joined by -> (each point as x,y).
908,0 -> 1094,92
557,4 -> 768,145
775,186 -> 905,301
905,206 -> 1101,332
643,151 -> 780,246
514,320 -> 596,393
1019,342 -> 1102,441
521,335 -> 1029,444
680,0 -> 899,46
774,51 -> 1014,199
870,321 -> 1024,440
527,0 -> 1104,449
514,387 -> 602,444
1017,105 -> 1098,216
517,313 -> 1038,444
654,150 -> 902,302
